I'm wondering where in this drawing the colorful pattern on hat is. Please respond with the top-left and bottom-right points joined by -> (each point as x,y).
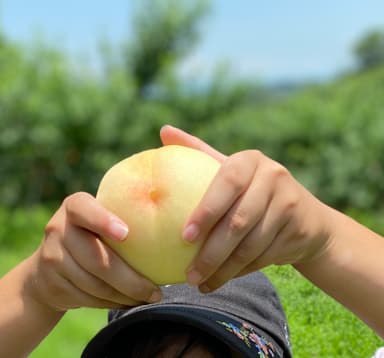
216,320 -> 277,357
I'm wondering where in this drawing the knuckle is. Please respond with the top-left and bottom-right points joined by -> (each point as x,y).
228,211 -> 250,235
236,149 -> 263,161
44,209 -> 63,240
221,150 -> 263,191
39,244 -> 62,269
64,192 -> 92,218
63,195 -> 77,220
247,149 -> 264,160
270,162 -> 290,180
281,190 -> 302,221
293,225 -> 309,241
44,220 -> 58,239
284,194 -> 300,213
221,162 -> 245,192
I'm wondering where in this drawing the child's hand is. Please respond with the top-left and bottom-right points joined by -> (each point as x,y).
161,125 -> 334,292
27,192 -> 162,312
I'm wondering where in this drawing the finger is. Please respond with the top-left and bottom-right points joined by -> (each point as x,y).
59,245 -> 142,307
186,163 -> 271,286
183,151 -> 259,243
199,159 -> 301,289
236,245 -> 280,278
200,224 -> 284,292
237,203 -> 324,274
160,125 -> 227,163
44,269 -> 130,310
64,226 -> 162,304
64,192 -> 129,242
39,229 -> 140,309
237,220 -> 303,276
198,192 -> 291,292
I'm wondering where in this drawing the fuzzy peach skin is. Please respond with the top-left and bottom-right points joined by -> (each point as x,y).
96,145 -> 220,284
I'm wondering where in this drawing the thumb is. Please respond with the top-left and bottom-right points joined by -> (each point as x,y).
160,125 -> 227,163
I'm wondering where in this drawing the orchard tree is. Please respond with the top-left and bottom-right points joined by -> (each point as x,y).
354,29 -> 384,70
0,0 -> 253,206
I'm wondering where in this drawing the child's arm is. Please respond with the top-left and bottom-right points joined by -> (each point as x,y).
0,192 -> 161,357
161,125 -> 384,338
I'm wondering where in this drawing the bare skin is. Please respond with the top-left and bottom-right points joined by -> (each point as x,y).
160,125 -> 384,338
0,193 -> 162,357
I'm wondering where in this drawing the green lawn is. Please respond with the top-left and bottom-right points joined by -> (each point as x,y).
1,250 -> 382,358
264,266 -> 383,357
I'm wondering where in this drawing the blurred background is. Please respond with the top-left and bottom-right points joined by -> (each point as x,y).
1,0 -> 384,356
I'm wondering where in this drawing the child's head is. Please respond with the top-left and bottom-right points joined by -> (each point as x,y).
82,272 -> 291,358
106,320 -> 234,357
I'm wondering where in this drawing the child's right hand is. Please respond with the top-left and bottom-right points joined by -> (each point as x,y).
26,192 -> 162,312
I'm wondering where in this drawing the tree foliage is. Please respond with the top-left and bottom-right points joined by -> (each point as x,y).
200,66 -> 384,212
354,28 -> 384,70
1,2 -> 384,220
127,0 -> 209,96
0,0 -> 250,207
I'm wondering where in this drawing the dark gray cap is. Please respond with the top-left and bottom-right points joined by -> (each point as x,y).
82,272 -> 292,357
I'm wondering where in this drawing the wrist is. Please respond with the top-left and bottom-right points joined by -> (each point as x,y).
0,252 -> 66,357
293,205 -> 376,274
294,201 -> 339,269
22,252 -> 67,320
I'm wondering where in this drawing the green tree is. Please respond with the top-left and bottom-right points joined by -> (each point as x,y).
126,0 -> 209,97
0,0 -> 253,207
201,66 -> 384,213
354,29 -> 384,70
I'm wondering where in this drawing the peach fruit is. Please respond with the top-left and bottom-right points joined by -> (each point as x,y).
96,145 -> 220,284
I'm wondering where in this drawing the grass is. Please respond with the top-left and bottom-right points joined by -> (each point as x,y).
264,266 -> 383,357
0,249 -> 108,358
0,207 -> 383,357
31,308 -> 106,358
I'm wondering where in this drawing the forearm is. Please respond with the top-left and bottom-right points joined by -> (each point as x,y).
0,253 -> 65,357
294,208 -> 384,337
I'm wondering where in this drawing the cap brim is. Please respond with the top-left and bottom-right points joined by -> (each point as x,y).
81,304 -> 281,358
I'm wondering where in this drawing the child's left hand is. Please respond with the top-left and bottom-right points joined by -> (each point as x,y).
160,125 -> 334,293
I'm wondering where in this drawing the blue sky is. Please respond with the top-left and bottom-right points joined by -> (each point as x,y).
2,1 -> 384,82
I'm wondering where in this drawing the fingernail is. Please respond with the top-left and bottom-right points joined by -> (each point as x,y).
148,289 -> 162,303
187,269 -> 203,286
183,223 -> 200,242
109,220 -> 129,241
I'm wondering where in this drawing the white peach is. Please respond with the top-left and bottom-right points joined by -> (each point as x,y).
96,145 -> 220,284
